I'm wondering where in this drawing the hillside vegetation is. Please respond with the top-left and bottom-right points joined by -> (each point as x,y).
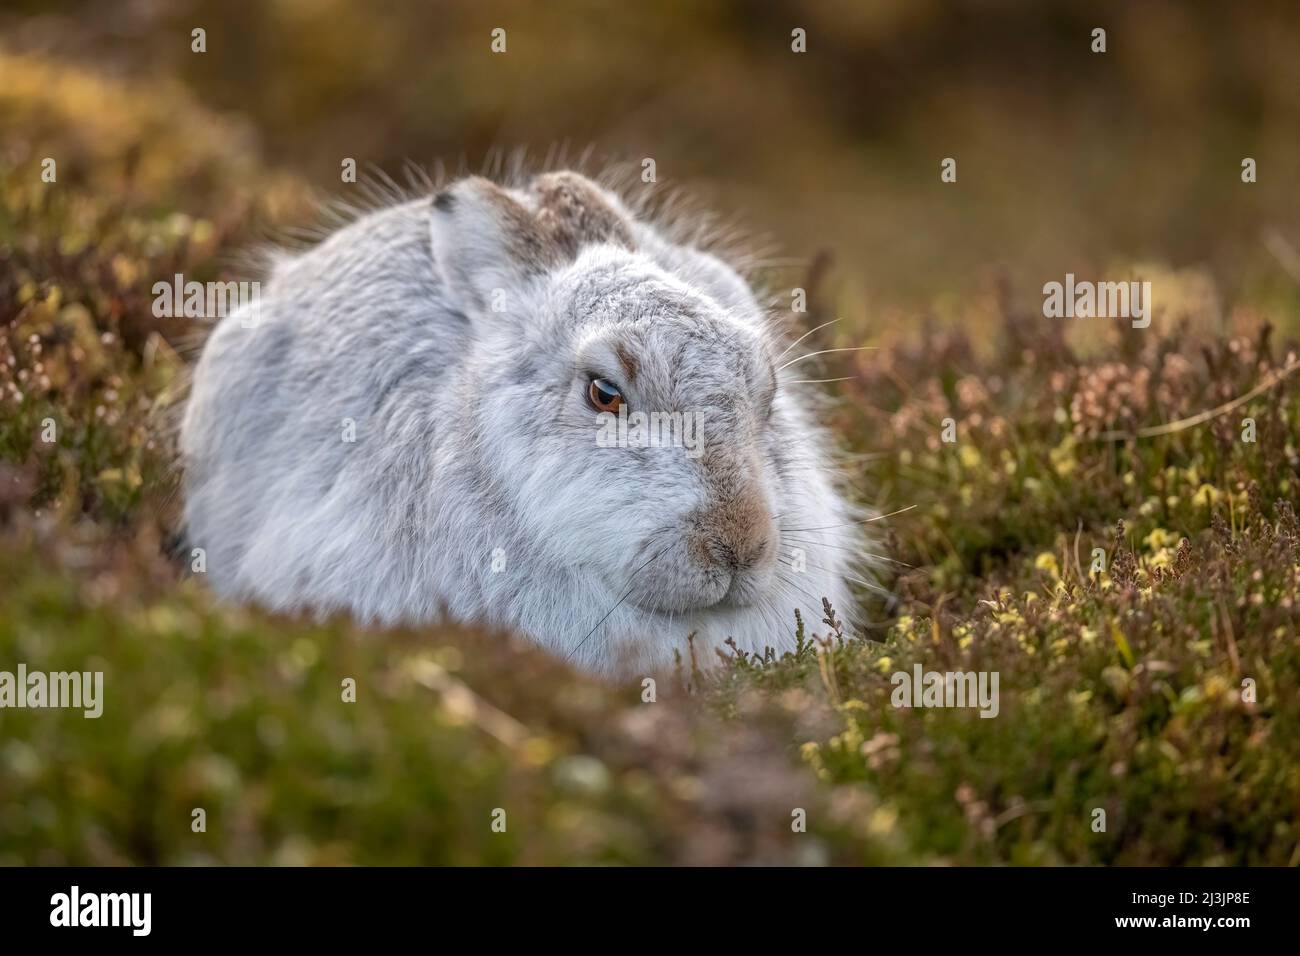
2,50 -> 1298,865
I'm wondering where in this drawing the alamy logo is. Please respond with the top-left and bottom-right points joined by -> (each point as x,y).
1042,273 -> 1152,328
0,664 -> 103,718
891,664 -> 1000,718
50,886 -> 151,936
596,406 -> 704,458
152,273 -> 261,326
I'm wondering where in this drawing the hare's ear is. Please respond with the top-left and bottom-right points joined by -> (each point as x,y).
528,171 -> 635,259
430,173 -> 636,315
429,177 -> 557,315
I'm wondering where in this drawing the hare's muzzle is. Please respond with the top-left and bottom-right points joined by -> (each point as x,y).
689,491 -> 777,575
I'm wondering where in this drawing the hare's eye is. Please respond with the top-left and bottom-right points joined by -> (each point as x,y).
588,377 -> 624,413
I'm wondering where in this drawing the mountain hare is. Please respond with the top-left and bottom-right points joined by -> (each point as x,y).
180,170 -> 874,673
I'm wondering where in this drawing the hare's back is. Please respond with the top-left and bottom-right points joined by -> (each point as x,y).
181,199 -> 465,592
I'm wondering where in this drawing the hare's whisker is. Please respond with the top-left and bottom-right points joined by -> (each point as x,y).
782,504 -> 918,533
567,544 -> 672,662
783,560 -> 892,597
774,317 -> 843,361
777,346 -> 877,372
783,376 -> 856,386
771,573 -> 825,621
781,536 -> 912,566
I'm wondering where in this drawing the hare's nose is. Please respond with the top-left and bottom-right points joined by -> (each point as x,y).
691,493 -> 775,572
706,536 -> 771,572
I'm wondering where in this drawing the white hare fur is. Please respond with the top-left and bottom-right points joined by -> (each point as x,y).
180,169 -> 873,674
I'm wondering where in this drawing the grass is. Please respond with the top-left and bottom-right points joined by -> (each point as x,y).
2,50 -> 1299,866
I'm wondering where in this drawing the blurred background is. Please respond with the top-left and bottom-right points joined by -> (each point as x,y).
5,0 -> 1300,333
4,0 -> 1300,867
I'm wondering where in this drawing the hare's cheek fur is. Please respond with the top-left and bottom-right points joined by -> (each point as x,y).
179,170 -> 876,675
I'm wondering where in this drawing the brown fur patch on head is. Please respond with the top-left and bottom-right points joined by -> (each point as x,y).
614,342 -> 639,383
529,171 -> 635,259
